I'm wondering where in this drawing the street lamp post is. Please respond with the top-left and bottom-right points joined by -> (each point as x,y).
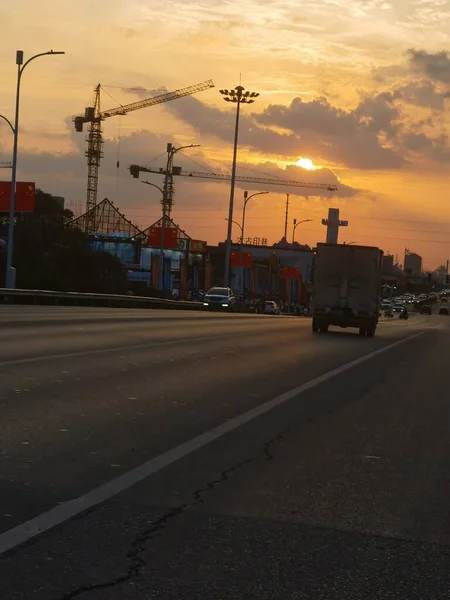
241,190 -> 268,244
292,218 -> 313,244
220,86 -> 259,286
5,49 -> 64,289
159,143 -> 200,294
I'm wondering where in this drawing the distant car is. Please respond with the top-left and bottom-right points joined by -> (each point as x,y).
203,287 -> 236,311
263,301 -> 280,315
392,304 -> 405,313
439,306 -> 449,316
420,305 -> 432,315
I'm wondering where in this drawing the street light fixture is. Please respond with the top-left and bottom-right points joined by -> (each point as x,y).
224,218 -> 243,242
241,190 -> 268,244
292,218 -> 313,244
0,114 -> 15,134
5,49 -> 65,289
142,180 -> 164,195
219,86 -> 259,286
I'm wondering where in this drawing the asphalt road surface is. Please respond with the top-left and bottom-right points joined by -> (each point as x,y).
0,306 -> 449,599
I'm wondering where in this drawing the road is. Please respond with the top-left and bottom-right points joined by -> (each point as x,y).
0,306 -> 449,599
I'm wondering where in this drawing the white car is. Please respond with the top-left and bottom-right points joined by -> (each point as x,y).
263,301 -> 280,315
203,287 -> 236,311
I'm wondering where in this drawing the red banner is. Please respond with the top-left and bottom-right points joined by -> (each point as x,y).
230,251 -> 252,267
230,251 -> 240,267
242,252 -> 252,268
148,227 -> 178,249
282,267 -> 301,280
0,181 -> 35,212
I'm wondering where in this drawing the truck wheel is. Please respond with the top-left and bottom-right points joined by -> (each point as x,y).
359,327 -> 366,336
312,319 -> 319,333
366,326 -> 376,337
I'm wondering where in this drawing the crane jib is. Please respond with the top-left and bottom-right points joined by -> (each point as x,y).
129,165 -> 338,191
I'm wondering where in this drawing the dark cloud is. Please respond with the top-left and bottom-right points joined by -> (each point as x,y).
164,95 -> 405,170
407,49 -> 450,85
389,80 -> 447,110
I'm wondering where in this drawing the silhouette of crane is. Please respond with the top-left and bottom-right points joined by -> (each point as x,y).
129,163 -> 337,219
73,80 -> 214,230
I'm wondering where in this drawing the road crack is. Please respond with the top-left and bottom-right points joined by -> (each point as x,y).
56,431 -> 288,600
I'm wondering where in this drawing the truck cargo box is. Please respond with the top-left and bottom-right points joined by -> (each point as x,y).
311,243 -> 383,336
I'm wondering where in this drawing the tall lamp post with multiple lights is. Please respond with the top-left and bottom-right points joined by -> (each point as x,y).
4,49 -> 65,289
219,86 -> 259,286
292,218 -> 313,244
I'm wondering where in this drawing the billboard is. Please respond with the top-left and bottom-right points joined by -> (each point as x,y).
230,251 -> 252,267
190,239 -> 207,253
0,182 -> 35,212
148,227 -> 178,249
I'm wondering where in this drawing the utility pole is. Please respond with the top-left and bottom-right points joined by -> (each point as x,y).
284,194 -> 289,239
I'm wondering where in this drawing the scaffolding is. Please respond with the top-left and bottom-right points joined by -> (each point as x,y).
70,198 -> 144,238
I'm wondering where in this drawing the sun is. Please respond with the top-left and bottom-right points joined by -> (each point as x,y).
296,157 -> 318,170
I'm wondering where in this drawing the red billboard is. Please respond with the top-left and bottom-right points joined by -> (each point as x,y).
282,267 -> 301,280
230,251 -> 252,267
0,181 -> 35,212
148,226 -> 178,249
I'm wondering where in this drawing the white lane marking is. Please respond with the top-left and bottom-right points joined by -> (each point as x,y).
0,321 -> 310,368
0,334 -> 244,368
0,329 -> 425,556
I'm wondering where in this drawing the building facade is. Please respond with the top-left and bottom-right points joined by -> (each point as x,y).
404,252 -> 422,277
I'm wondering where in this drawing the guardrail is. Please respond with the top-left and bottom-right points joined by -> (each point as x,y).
0,288 -> 203,311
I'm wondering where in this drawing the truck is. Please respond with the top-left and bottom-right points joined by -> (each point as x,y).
311,243 -> 383,337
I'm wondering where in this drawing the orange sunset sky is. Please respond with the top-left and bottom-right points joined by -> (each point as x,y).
1,0 -> 450,268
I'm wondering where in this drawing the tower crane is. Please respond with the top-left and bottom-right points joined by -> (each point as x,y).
129,163 -> 337,219
73,79 -> 214,230
0,162 -> 12,169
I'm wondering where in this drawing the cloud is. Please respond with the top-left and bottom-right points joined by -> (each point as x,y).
0,123 -> 359,232
407,49 -> 450,84
163,94 -> 405,169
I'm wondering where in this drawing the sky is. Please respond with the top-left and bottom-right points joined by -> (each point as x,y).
2,0 -> 450,268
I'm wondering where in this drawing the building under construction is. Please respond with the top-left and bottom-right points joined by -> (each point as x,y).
70,198 -> 208,298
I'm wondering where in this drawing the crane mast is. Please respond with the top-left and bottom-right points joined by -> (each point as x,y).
73,80 -> 214,231
85,85 -> 103,231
